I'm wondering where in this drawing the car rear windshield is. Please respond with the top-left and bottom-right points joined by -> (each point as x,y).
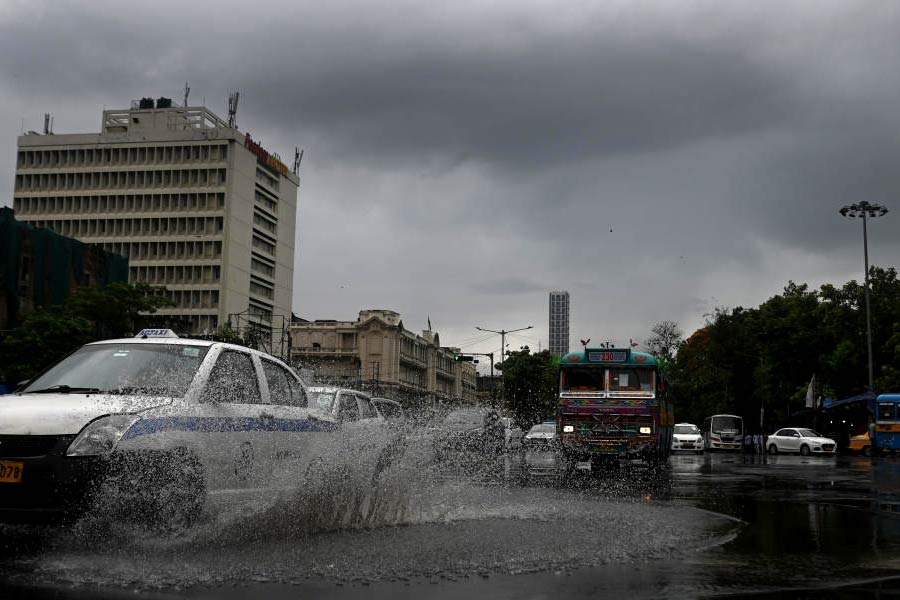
445,410 -> 486,427
309,390 -> 337,414
24,343 -> 210,397
529,423 -> 556,434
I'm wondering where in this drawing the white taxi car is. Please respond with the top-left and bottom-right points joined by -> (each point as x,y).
671,423 -> 704,454
0,330 -> 337,528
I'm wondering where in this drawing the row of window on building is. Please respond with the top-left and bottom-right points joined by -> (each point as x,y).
95,239 -> 222,261
159,288 -> 220,310
14,192 -> 226,216
16,143 -> 229,170
15,167 -> 228,193
23,216 -> 223,240
129,264 -> 221,286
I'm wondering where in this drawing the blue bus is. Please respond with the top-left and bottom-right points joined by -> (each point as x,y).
875,394 -> 900,454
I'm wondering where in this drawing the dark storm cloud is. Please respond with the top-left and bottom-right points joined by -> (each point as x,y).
2,1 -> 900,350
470,278 -> 545,295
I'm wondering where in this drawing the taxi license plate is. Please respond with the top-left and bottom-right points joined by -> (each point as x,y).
0,461 -> 23,483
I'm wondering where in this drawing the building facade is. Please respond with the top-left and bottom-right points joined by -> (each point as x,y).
0,206 -> 128,329
12,99 -> 299,340
549,290 -> 570,357
290,309 -> 477,407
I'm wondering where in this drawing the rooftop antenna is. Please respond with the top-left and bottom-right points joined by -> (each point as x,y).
183,81 -> 190,107
227,92 -> 240,128
43,113 -> 51,135
292,147 -> 304,175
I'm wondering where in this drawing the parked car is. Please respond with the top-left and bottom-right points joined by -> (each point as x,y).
848,431 -> 874,456
766,428 -> 837,456
434,408 -> 505,458
371,398 -> 405,423
306,386 -> 385,426
0,329 -> 335,529
671,423 -> 704,454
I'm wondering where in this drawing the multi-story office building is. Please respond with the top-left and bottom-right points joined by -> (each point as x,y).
549,290 -> 570,357
290,309 -> 477,406
12,98 -> 299,338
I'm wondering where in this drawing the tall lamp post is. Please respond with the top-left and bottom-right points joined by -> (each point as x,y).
839,201 -> 889,391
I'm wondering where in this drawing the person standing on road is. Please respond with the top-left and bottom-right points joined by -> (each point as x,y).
755,432 -> 763,455
744,433 -> 753,453
869,417 -> 878,456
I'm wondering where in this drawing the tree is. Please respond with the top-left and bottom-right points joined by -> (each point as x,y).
645,320 -> 683,362
0,308 -> 93,385
0,282 -> 173,384
498,347 -> 558,428
65,282 -> 173,339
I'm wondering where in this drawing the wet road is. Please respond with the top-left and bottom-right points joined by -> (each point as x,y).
3,452 -> 900,599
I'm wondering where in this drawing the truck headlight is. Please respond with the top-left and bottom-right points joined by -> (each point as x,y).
639,426 -> 652,434
67,415 -> 140,456
563,425 -> 575,433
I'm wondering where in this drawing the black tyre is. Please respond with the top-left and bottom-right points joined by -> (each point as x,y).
767,444 -> 778,455
863,446 -> 872,457
800,444 -> 810,456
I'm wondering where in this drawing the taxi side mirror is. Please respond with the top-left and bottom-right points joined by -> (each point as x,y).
15,379 -> 30,392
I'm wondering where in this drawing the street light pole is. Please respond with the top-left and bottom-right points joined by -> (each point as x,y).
839,201 -> 889,392
475,324 -> 534,369
475,324 -> 533,405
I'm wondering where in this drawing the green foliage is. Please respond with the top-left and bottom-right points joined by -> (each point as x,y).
0,308 -> 94,385
212,323 -> 243,345
672,267 -> 900,428
498,347 -> 558,428
0,282 -> 173,384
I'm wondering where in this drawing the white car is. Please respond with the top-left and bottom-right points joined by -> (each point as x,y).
305,386 -> 385,426
523,422 -> 557,448
671,423 -> 704,454
0,330 -> 344,528
766,428 -> 837,456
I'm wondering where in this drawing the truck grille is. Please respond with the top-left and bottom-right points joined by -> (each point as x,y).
0,435 -> 74,458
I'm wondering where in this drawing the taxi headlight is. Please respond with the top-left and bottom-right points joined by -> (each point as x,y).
67,415 -> 140,457
639,426 -> 652,434
562,425 -> 575,433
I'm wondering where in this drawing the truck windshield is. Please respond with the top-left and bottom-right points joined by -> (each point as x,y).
561,368 -> 605,391
561,367 -> 655,392
24,343 -> 209,397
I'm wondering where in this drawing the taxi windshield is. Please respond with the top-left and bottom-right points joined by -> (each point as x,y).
24,343 -> 209,397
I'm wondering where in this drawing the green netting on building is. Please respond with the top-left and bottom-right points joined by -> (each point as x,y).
0,207 -> 128,328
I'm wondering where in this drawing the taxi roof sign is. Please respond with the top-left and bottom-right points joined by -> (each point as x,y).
136,329 -> 179,339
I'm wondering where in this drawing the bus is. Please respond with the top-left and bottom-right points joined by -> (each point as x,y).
556,348 -> 674,469
874,394 -> 900,454
702,414 -> 743,451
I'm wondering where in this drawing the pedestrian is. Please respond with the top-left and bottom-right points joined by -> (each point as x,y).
744,433 -> 753,453
869,417 -> 878,457
755,433 -> 763,455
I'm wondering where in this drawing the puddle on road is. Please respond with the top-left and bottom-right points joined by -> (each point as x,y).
0,432 -> 740,591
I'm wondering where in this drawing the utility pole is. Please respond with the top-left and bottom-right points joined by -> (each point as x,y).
839,201 -> 889,392
475,325 -> 533,406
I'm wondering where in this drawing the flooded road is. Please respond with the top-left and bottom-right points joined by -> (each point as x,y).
2,452 -> 900,599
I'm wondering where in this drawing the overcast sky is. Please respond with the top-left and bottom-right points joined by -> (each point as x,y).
2,0 -> 899,368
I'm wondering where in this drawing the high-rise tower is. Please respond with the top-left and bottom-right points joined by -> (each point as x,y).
549,290 -> 570,356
